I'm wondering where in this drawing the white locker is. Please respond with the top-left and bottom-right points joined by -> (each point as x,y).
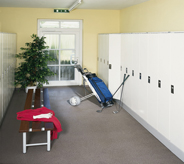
108,34 -> 121,100
11,34 -> 16,95
130,34 -> 140,114
147,33 -> 159,129
103,34 -> 109,86
0,33 -> 2,121
138,33 -> 148,121
99,32 -> 184,161
98,34 -> 107,82
8,34 -> 11,103
10,34 -> 15,96
169,33 -> 184,152
3,33 -> 8,115
98,34 -> 121,100
157,33 -> 171,139
0,32 -> 16,125
121,34 -> 133,108
97,35 -> 102,78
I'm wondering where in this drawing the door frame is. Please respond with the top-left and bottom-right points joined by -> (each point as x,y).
37,19 -> 83,86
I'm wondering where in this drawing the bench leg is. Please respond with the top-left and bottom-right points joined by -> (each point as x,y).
23,132 -> 26,153
47,130 -> 51,151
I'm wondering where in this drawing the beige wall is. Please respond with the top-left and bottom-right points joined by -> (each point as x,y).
0,7 -> 120,73
2,0 -> 183,73
120,0 -> 184,32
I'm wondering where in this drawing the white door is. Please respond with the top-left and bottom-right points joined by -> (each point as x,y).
42,32 -> 80,86
38,20 -> 82,86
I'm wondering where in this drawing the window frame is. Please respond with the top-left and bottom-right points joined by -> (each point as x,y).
37,19 -> 83,86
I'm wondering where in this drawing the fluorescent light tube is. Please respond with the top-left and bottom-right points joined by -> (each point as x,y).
69,0 -> 82,11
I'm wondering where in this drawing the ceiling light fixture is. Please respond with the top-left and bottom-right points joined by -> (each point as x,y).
53,0 -> 82,13
68,0 -> 83,12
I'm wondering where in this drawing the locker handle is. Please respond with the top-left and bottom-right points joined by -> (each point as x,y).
109,64 -> 112,69
158,80 -> 161,88
171,85 -> 174,94
139,73 -> 141,80
148,76 -> 150,83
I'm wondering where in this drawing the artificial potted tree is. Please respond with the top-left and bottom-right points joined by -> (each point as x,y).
14,34 -> 55,92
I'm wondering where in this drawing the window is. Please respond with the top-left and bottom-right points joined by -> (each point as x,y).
38,19 -> 82,86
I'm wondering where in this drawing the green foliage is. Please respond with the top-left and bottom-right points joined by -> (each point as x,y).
14,34 -> 56,89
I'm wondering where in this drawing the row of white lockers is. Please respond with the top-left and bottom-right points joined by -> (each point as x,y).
0,33 -> 16,125
98,34 -> 122,100
98,33 -> 184,161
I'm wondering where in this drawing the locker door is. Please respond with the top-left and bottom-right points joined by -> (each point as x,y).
122,34 -> 133,109
147,33 -> 159,129
138,33 -> 148,120
98,34 -> 105,80
9,34 -> 12,97
11,34 -> 15,96
108,34 -> 121,99
131,34 -> 139,114
157,33 -> 171,139
8,34 -> 10,102
3,33 -> 8,115
103,34 -> 109,85
170,33 -> 184,152
100,34 -> 106,81
0,33 -> 2,121
98,35 -> 102,78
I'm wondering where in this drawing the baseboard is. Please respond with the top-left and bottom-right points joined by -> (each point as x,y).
116,100 -> 184,162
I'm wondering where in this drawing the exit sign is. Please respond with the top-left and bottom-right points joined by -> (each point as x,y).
54,9 -> 69,13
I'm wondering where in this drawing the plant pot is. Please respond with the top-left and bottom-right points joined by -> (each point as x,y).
25,86 -> 37,93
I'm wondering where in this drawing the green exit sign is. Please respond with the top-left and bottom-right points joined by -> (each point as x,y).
54,9 -> 69,13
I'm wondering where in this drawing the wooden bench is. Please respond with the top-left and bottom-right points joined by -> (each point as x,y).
19,88 -> 54,153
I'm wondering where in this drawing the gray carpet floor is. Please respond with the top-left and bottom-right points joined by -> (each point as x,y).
0,86 -> 183,164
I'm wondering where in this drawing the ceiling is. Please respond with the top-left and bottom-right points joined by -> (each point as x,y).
0,0 -> 149,10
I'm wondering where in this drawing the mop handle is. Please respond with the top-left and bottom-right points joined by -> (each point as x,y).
112,74 -> 130,97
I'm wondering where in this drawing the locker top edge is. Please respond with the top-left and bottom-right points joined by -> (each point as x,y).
98,31 -> 184,35
0,32 -> 17,34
